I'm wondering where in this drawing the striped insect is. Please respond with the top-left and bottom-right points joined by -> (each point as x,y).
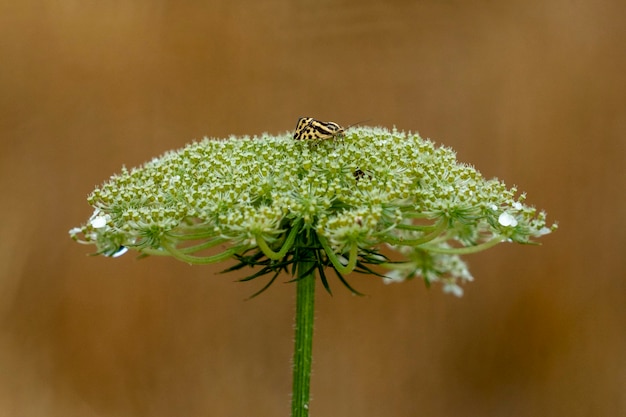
293,117 -> 358,141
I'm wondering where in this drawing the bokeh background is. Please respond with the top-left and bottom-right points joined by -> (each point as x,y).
1,1 -> 624,416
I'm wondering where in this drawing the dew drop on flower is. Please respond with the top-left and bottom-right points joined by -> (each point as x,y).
90,215 -> 108,229
112,246 -> 129,257
498,212 -> 518,227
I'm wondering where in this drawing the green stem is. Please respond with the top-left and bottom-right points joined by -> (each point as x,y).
160,241 -> 240,264
255,220 -> 301,260
382,218 -> 448,246
291,260 -> 316,417
317,235 -> 358,275
420,235 -> 506,254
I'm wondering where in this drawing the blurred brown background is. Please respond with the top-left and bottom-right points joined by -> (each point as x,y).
1,0 -> 624,416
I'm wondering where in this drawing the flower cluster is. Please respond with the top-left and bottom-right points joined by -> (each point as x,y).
70,127 -> 556,296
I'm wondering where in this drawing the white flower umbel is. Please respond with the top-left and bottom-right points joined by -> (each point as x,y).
70,127 -> 556,295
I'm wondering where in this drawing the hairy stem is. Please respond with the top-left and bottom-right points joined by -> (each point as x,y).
291,260 -> 316,417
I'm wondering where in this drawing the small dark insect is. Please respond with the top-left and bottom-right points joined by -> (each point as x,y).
353,168 -> 371,181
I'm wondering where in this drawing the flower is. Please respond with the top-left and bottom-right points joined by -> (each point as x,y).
70,126 -> 556,295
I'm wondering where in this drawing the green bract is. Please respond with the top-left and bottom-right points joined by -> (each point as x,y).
70,127 -> 556,296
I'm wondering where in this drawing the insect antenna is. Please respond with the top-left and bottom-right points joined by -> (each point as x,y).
343,119 -> 371,130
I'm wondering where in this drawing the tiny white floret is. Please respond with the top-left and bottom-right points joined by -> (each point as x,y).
535,227 -> 552,236
443,283 -> 464,297
68,227 -> 82,236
